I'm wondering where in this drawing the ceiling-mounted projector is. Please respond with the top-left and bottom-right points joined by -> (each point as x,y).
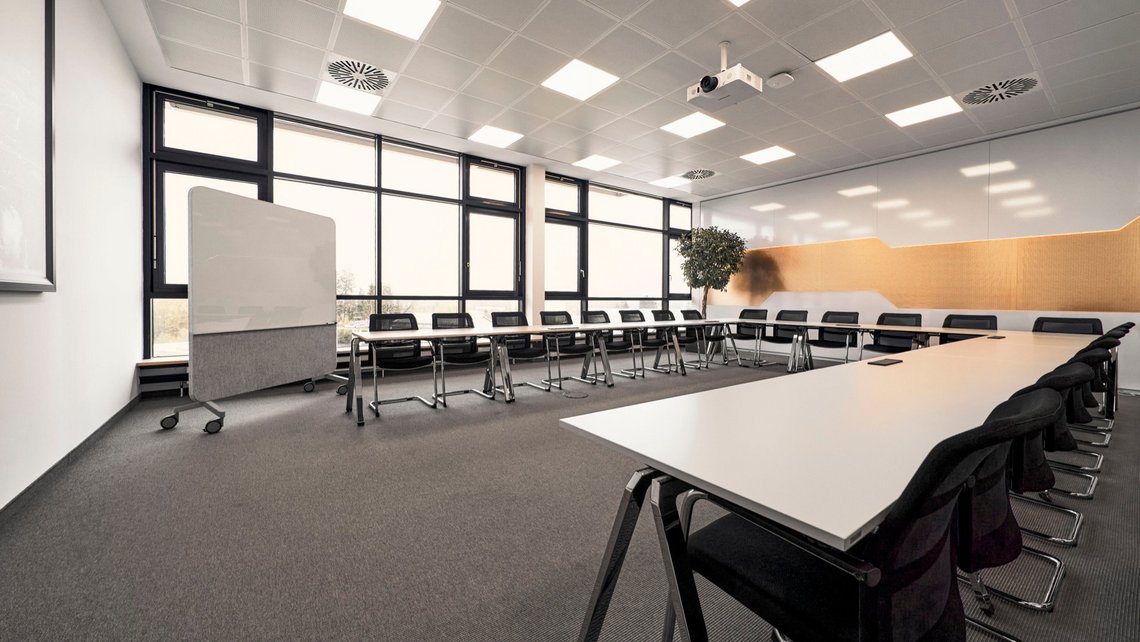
686,41 -> 761,111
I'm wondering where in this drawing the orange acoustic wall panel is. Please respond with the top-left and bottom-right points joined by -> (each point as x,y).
711,216 -> 1140,312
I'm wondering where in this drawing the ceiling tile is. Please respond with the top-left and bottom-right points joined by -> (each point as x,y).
712,97 -> 799,135
593,118 -> 656,143
628,0 -> 732,45
560,135 -> 622,157
902,117 -> 984,147
487,36 -> 570,84
248,63 -> 315,99
630,53 -> 707,96
303,0 -> 339,8
866,79 -> 945,113
423,6 -> 513,63
584,0 -> 654,19
149,1 -> 242,56
246,0 -> 335,48
762,120 -> 823,144
690,131 -> 768,158
1041,41 -> 1140,89
803,102 -> 880,131
968,90 -> 1057,133
463,69 -> 533,106
737,42 -> 811,80
843,59 -> 936,100
522,1 -> 619,57
630,128 -> 683,153
597,143 -> 648,163
1011,0 -> 1065,16
1033,12 -> 1140,69
512,87 -> 580,119
166,0 -> 240,21
675,15 -> 773,70
686,148 -> 734,167
1052,82 -> 1140,119
742,0 -> 851,37
779,86 -> 858,119
402,46 -> 480,89
627,99 -> 696,128
558,104 -> 621,131
830,115 -> 898,141
488,109 -> 548,135
385,77 -> 457,111
581,27 -> 667,77
160,38 -> 245,83
510,137 -> 562,157
333,17 -> 416,72
688,124 -> 755,150
531,121 -> 588,145
247,29 -> 324,77
920,23 -> 1025,75
871,0 -> 962,26
588,82 -> 658,116
940,49 -> 1034,95
450,0 -> 546,30
1049,66 -> 1140,105
1021,0 -> 1137,43
665,139 -> 714,160
755,65 -> 833,105
899,0 -> 1012,52
439,94 -> 504,123
846,129 -> 923,156
376,100 -> 436,128
425,114 -> 481,139
784,2 -> 887,61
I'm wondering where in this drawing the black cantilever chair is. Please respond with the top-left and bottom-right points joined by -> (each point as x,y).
367,313 -> 439,416
861,312 -> 922,358
807,311 -> 859,363
540,310 -> 599,388
660,389 -> 1062,642
582,310 -> 637,380
765,309 -> 807,370
431,313 -> 494,407
680,309 -> 733,367
940,314 -> 998,344
727,308 -> 774,367
653,310 -> 701,371
619,309 -> 673,376
490,311 -> 552,395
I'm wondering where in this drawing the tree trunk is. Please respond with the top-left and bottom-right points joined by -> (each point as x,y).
701,286 -> 710,318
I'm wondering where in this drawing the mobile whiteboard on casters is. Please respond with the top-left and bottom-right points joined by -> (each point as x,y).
186,187 -> 337,407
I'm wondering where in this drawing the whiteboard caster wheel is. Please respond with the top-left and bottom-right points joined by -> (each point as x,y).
303,381 -> 316,393
204,419 -> 223,434
160,415 -> 178,430
336,385 -> 348,395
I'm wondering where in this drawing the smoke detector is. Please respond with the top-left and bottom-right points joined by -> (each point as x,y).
958,74 -> 1040,106
324,56 -> 392,93
681,169 -> 716,180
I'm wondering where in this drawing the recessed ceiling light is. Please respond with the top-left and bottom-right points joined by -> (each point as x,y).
898,209 -> 932,220
661,112 -> 726,139
787,212 -> 819,221
922,218 -> 953,228
542,59 -> 619,101
1001,195 -> 1045,207
573,154 -> 621,171
343,0 -> 440,40
1016,207 -> 1054,218
468,125 -> 523,148
815,32 -> 913,82
986,180 -> 1034,194
650,175 -> 690,188
315,81 -> 381,115
960,161 -> 1016,177
751,202 -> 784,212
873,198 -> 909,209
885,96 -> 962,127
821,220 -> 849,229
837,185 -> 879,197
726,0 -> 752,6
741,146 -> 795,165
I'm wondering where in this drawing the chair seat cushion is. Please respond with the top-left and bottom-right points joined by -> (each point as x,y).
863,343 -> 910,354
765,336 -> 796,344
641,339 -> 670,348
507,346 -> 546,359
729,332 -> 763,341
604,341 -> 633,352
555,344 -> 594,355
375,356 -> 433,370
442,351 -> 490,365
807,339 -> 850,349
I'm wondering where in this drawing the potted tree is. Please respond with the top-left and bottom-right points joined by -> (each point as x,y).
676,226 -> 747,318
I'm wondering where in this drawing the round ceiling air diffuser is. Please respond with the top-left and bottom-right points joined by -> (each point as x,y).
962,77 -> 1039,105
681,168 -> 715,180
327,59 -> 389,92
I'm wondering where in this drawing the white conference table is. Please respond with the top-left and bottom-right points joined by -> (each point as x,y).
562,330 -> 1095,642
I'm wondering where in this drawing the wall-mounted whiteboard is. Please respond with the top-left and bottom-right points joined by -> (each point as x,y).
189,187 -> 335,335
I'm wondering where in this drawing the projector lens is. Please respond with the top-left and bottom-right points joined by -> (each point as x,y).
699,75 -> 718,93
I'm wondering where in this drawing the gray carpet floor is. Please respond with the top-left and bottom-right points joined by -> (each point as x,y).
0,356 -> 1137,641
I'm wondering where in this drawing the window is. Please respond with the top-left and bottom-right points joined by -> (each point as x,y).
383,299 -> 459,330
273,180 -> 377,296
273,119 -> 376,186
151,298 -> 189,357
588,224 -> 662,298
382,142 -> 459,199
669,202 -> 692,231
469,163 -> 517,203
589,185 -> 661,227
161,99 -> 259,161
465,299 -> 520,326
380,195 -> 460,296
545,222 -> 581,294
467,212 -> 517,294
545,178 -> 579,213
336,299 -> 375,348
669,237 -> 689,296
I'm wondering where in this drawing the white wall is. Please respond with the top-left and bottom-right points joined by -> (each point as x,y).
0,0 -> 141,510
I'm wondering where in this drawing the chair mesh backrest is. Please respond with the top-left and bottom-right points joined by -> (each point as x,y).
681,310 -> 702,320
1033,316 -> 1103,335
540,310 -> 580,349
652,309 -> 674,321
491,311 -> 532,350
737,309 -> 767,339
873,312 -> 921,348
866,389 -> 1061,640
583,310 -> 616,342
432,313 -> 478,355
619,309 -> 644,323
942,314 -> 997,344
774,309 -> 807,340
818,311 -> 858,344
369,313 -> 421,358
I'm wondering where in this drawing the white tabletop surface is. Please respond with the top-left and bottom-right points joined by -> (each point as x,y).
560,330 -> 1093,550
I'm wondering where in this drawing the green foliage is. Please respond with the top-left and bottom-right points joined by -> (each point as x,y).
676,226 -> 747,292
